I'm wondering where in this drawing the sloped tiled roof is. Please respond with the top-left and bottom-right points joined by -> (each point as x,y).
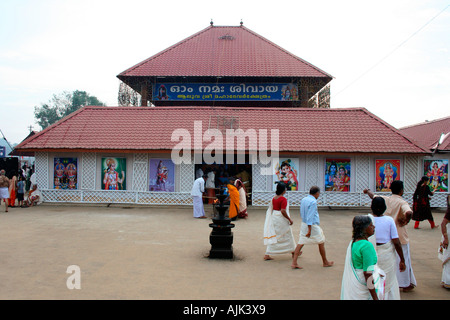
399,116 -> 450,151
117,25 -> 333,79
13,106 -> 428,155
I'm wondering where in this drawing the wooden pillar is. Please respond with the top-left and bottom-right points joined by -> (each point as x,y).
141,82 -> 148,106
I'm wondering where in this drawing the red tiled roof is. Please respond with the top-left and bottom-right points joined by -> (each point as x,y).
13,106 -> 428,155
117,25 -> 333,79
399,116 -> 450,151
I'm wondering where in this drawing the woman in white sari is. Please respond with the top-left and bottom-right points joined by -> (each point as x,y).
368,197 -> 405,300
439,195 -> 450,288
263,183 -> 295,260
341,215 -> 385,300
235,179 -> 248,219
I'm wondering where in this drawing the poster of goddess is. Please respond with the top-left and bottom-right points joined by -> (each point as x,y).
376,160 -> 400,192
424,159 -> 448,192
325,158 -> 351,192
273,158 -> 299,191
149,159 -> 175,192
101,157 -> 126,190
54,158 -> 77,189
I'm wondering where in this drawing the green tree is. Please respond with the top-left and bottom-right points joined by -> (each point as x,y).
34,90 -> 106,129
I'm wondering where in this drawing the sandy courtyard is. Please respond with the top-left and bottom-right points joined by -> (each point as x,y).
0,203 -> 448,301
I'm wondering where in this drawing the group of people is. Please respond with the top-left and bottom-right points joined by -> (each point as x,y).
262,178 -> 448,300
0,169 -> 41,212
191,170 -> 248,220
263,183 -> 334,269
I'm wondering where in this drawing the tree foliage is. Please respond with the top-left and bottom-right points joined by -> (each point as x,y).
34,90 -> 106,129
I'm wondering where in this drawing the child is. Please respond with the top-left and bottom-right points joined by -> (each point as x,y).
17,176 -> 25,207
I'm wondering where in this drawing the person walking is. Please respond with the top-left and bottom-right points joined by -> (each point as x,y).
368,196 -> 405,300
0,170 -> 10,212
191,174 -> 207,219
16,176 -> 25,207
439,195 -> 450,289
364,180 -> 416,292
412,176 -> 438,229
263,183 -> 295,261
341,215 -> 385,300
235,178 -> 248,219
291,186 -> 333,269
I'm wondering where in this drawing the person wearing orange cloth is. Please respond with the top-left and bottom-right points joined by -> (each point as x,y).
226,180 -> 240,221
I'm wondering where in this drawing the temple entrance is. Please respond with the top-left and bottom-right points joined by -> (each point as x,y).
194,153 -> 252,205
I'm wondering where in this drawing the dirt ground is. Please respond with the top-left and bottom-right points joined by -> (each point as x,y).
0,202 -> 448,300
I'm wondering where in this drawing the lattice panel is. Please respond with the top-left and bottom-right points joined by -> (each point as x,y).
355,155 -> 370,192
305,155 -> 319,190
404,156 -> 420,193
180,158 -> 194,192
137,192 -> 192,205
43,190 -> 82,202
430,192 -> 450,208
323,192 -> 362,207
34,152 -> 49,189
81,152 -> 96,190
252,161 -> 268,191
132,154 -> 148,191
286,191 -> 308,206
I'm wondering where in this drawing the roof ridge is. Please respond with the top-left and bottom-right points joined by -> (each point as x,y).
399,115 -> 450,130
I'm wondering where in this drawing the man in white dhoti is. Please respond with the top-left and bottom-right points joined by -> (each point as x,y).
368,197 -> 406,300
191,174 -> 207,219
291,186 -> 333,269
364,180 -> 417,292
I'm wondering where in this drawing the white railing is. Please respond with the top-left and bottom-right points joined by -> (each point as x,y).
41,189 -> 449,208
251,191 -> 450,208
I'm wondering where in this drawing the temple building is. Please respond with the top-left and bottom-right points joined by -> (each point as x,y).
13,23 -> 448,208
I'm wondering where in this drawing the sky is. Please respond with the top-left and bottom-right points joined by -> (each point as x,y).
1,0 -> 449,146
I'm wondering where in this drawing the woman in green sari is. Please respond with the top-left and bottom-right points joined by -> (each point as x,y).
341,215 -> 385,300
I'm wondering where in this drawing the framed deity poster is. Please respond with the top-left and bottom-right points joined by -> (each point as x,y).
325,158 -> 351,192
273,158 -> 299,191
423,159 -> 448,192
101,157 -> 126,190
375,160 -> 400,192
53,157 -> 78,189
149,159 -> 175,192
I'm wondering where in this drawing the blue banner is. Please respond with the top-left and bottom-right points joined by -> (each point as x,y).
153,83 -> 299,101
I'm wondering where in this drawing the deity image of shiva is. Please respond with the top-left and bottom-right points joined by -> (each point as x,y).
103,158 -> 125,190
275,160 -> 298,191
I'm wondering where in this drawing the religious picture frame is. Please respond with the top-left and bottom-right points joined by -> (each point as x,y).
149,159 -> 175,192
101,157 -> 127,190
53,157 -> 78,189
325,158 -> 351,192
375,159 -> 400,192
423,159 -> 448,192
273,158 -> 299,191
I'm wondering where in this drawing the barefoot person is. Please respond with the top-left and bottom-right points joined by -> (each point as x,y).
292,186 -> 333,269
263,183 -> 295,261
364,180 -> 417,292
0,170 -> 10,212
